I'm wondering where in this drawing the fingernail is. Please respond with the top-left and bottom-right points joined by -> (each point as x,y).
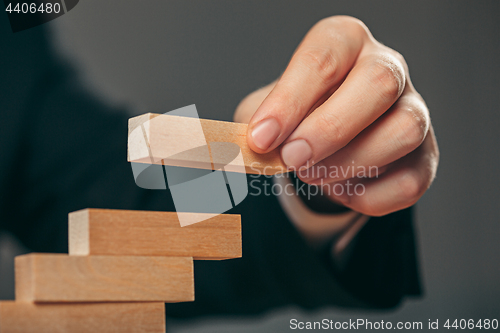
251,118 -> 281,150
281,139 -> 313,170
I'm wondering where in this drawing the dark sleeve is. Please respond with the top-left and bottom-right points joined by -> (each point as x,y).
0,16 -> 174,252
0,18 -> 421,316
166,195 -> 420,318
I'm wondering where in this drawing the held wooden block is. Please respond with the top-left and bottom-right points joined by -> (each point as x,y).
15,254 -> 194,303
0,301 -> 166,333
69,209 -> 242,260
128,113 -> 288,175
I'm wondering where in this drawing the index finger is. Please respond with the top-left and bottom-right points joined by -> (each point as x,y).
247,16 -> 369,154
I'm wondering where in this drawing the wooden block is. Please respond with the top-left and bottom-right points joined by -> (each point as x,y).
15,254 -> 194,302
128,113 -> 288,175
0,301 -> 165,333
69,209 -> 241,260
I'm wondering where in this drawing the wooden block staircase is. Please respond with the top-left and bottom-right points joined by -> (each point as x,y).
0,208 -> 241,333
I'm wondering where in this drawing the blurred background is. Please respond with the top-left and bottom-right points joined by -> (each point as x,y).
1,1 -> 499,332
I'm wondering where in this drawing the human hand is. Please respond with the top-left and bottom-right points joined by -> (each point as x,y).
234,16 -> 439,216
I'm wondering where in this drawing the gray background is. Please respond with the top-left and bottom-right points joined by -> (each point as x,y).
1,1 -> 499,332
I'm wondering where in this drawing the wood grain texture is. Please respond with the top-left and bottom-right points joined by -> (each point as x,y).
0,301 -> 165,333
15,254 -> 194,302
127,113 -> 288,175
68,209 -> 242,260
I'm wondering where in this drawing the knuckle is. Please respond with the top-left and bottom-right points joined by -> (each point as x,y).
315,111 -> 348,147
396,107 -> 428,151
322,16 -> 370,37
364,209 -> 386,217
355,196 -> 385,217
268,87 -> 302,114
314,16 -> 337,30
369,57 -> 405,102
355,199 -> 376,216
397,169 -> 425,203
392,50 -> 406,66
390,50 -> 410,74
299,47 -> 339,83
344,16 -> 370,36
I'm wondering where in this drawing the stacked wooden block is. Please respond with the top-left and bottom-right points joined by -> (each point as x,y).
0,208 -> 241,333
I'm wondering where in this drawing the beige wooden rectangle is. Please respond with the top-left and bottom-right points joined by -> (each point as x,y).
0,301 -> 166,333
68,209 -> 241,260
128,113 -> 287,175
15,254 -> 194,302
